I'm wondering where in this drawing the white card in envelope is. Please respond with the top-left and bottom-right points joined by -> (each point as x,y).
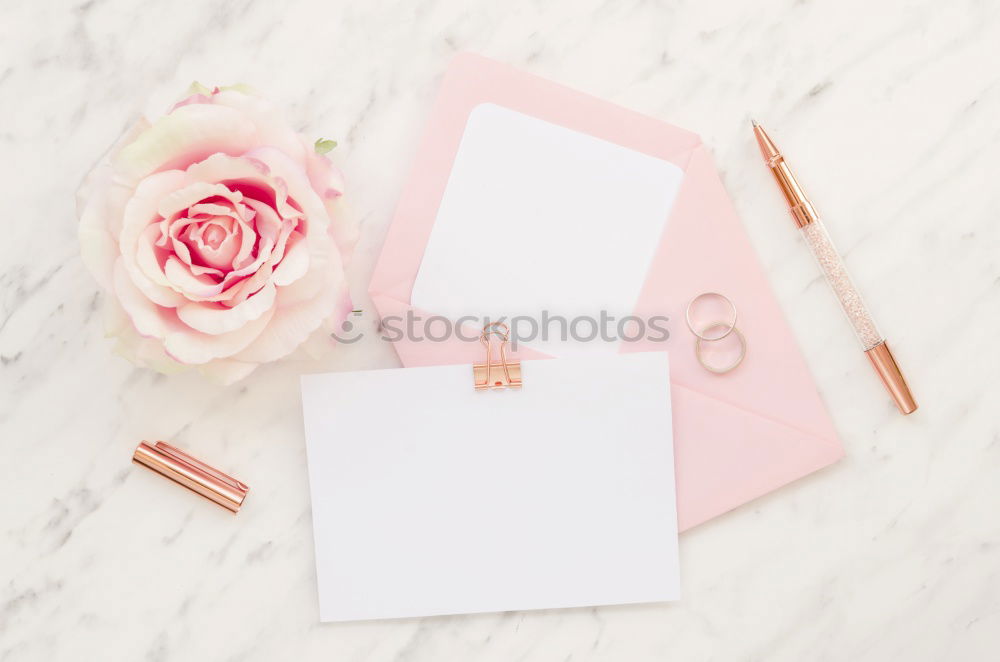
410,103 -> 684,354
301,352 -> 679,622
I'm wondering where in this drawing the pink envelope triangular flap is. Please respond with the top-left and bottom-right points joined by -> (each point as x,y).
627,143 -> 841,447
369,53 -> 844,532
671,384 -> 843,531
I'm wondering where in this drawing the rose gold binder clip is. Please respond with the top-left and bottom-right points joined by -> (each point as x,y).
473,322 -> 522,390
133,441 -> 249,513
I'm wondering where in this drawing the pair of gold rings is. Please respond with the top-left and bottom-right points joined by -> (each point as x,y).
685,292 -> 747,374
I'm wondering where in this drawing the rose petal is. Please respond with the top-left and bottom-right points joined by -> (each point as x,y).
113,259 -> 187,339
163,256 -> 228,299
301,136 -> 346,199
233,263 -> 350,364
133,225 -> 186,307
230,209 -> 261,270
243,147 -> 343,282
189,218 -> 240,270
301,135 -> 357,263
184,151 -> 270,185
320,194 -> 357,267
209,90 -> 306,162
244,147 -> 325,227
113,104 -> 258,183
271,231 -> 309,286
187,202 -> 236,217
185,153 -> 303,225
158,181 -> 240,219
119,170 -> 193,258
165,260 -> 210,291
218,237 -> 274,292
176,282 -> 276,335
118,171 -> 196,307
163,304 -> 275,365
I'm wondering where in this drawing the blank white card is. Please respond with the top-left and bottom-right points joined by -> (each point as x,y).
411,103 -> 684,355
301,352 -> 679,622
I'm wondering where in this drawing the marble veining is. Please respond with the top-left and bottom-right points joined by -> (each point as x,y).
1,0 -> 999,660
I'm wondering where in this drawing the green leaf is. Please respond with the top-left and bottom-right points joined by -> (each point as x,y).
186,81 -> 213,96
314,138 -> 338,155
218,83 -> 254,95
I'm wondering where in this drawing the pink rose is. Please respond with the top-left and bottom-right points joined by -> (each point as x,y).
77,85 -> 355,383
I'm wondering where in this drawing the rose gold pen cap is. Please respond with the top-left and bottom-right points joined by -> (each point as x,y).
865,341 -> 918,414
133,441 -> 249,512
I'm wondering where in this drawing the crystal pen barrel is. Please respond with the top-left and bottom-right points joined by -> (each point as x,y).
752,120 -> 917,414
800,220 -> 883,350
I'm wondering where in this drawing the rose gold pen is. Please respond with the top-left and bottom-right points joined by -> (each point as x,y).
752,120 -> 917,414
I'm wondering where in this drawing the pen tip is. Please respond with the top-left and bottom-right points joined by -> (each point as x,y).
750,117 -> 760,128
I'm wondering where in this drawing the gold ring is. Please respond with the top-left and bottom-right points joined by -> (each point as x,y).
686,292 -> 737,341
694,322 -> 746,374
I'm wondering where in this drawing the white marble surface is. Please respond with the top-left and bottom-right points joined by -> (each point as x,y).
1,0 -> 998,659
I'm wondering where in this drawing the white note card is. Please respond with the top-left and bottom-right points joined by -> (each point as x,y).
410,103 -> 684,355
301,352 -> 679,622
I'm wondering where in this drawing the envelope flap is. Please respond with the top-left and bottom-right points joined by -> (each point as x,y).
627,143 -> 841,447
671,383 -> 843,531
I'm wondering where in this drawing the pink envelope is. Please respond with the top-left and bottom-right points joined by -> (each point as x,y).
369,53 -> 843,531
